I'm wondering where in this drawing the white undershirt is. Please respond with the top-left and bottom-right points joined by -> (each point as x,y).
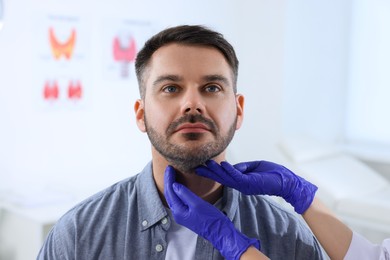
165,208 -> 198,260
164,199 -> 223,260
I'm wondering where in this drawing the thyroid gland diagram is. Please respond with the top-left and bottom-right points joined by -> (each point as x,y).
43,80 -> 82,101
49,27 -> 76,60
112,35 -> 137,78
43,80 -> 59,100
68,80 -> 82,100
112,36 -> 137,63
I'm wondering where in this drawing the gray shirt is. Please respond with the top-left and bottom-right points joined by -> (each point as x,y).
37,162 -> 325,260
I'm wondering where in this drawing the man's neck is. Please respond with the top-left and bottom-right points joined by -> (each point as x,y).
152,149 -> 225,206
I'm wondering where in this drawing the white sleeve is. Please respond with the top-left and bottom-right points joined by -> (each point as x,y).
380,239 -> 390,260
344,232 -> 390,260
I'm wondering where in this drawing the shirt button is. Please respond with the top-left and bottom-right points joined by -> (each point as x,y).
155,244 -> 163,252
161,217 -> 168,225
142,220 -> 148,227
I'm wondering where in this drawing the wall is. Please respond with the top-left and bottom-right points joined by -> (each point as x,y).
282,0 -> 352,143
281,0 -> 390,178
228,1 -> 287,163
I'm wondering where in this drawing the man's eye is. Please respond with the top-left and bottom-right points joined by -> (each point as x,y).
205,84 -> 221,93
163,85 -> 178,93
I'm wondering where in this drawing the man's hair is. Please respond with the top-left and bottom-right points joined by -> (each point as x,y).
135,25 -> 239,99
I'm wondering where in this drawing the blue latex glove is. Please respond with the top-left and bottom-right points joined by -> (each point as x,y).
164,166 -> 260,260
196,160 -> 318,214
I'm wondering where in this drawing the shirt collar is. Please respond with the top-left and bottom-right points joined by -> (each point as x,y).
221,186 -> 240,220
136,161 -> 168,231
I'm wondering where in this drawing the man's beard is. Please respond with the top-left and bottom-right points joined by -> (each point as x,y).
145,114 -> 237,172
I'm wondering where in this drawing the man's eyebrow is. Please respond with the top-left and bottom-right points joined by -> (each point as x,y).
203,74 -> 230,85
152,75 -> 182,86
152,74 -> 231,87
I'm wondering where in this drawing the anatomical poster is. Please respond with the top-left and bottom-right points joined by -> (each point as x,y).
101,18 -> 156,81
33,14 -> 89,110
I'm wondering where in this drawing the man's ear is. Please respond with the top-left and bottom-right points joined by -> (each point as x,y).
235,94 -> 244,130
134,99 -> 146,132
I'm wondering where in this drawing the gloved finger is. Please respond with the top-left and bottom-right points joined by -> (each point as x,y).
172,182 -> 204,209
204,160 -> 238,185
195,163 -> 227,184
164,165 -> 176,187
220,161 -> 246,183
251,160 -> 284,172
233,161 -> 262,173
164,166 -> 184,211
173,182 -> 218,215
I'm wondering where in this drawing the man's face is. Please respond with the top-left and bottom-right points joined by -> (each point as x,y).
135,43 -> 244,172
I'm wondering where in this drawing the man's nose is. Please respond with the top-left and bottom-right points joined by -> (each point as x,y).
181,89 -> 205,114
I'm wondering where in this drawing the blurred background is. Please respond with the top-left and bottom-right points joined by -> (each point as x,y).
1,0 -> 390,259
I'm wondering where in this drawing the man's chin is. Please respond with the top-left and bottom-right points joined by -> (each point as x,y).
180,132 -> 206,141
166,155 -> 210,173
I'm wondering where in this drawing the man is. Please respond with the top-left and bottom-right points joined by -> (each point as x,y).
37,25 -> 325,259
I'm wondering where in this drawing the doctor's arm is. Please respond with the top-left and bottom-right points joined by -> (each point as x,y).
302,198 -> 352,260
196,160 -> 390,260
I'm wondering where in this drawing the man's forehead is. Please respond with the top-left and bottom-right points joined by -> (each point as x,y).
150,43 -> 228,65
146,45 -> 233,79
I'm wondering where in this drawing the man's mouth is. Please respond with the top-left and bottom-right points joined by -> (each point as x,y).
175,123 -> 211,134
166,114 -> 217,136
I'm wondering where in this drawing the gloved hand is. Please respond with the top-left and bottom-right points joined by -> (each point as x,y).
164,166 -> 260,260
195,160 -> 318,214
